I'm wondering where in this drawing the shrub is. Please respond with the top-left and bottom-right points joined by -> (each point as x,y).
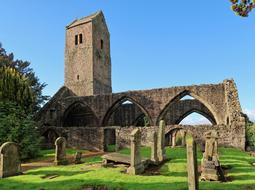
246,123 -> 255,149
0,101 -> 41,160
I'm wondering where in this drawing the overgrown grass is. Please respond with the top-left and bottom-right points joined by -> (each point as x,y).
0,147 -> 255,190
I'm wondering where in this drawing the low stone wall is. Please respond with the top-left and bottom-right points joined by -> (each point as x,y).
40,124 -> 245,151
40,126 -> 104,151
116,125 -> 245,150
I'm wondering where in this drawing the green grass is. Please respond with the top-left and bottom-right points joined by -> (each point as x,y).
1,147 -> 255,190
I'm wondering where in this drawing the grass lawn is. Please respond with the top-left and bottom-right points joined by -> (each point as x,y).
0,147 -> 255,190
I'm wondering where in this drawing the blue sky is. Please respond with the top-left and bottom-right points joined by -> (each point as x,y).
0,1 -> 254,122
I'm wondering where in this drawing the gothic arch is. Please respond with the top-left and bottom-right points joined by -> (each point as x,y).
102,96 -> 152,126
63,101 -> 99,127
157,90 -> 219,125
175,109 -> 216,125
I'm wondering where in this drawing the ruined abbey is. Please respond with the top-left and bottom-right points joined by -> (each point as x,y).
36,11 -> 246,151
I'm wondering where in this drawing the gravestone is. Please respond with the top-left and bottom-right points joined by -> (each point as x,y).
0,142 -> 21,178
151,131 -> 159,164
186,134 -> 199,190
54,137 -> 68,165
157,120 -> 166,162
127,128 -> 144,175
201,130 -> 225,181
74,152 -> 83,164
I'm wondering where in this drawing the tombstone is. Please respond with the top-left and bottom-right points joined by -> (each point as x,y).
0,142 -> 21,178
186,134 -> 199,190
74,152 -> 83,164
54,137 -> 68,165
157,120 -> 166,162
151,131 -> 159,164
127,128 -> 144,175
201,130 -> 225,181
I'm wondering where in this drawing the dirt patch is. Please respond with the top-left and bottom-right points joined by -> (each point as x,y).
21,151 -> 104,172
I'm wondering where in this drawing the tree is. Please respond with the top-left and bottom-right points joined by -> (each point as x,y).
0,101 -> 41,160
0,66 -> 34,112
0,43 -> 49,113
230,0 -> 255,17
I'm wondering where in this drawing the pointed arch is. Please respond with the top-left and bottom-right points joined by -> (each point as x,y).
176,109 -> 216,125
63,101 -> 99,127
157,90 -> 219,125
102,96 -> 152,126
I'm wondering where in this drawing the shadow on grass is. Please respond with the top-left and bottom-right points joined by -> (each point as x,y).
0,177 -> 188,190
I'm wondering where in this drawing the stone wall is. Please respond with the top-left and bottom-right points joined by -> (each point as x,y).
40,126 -> 104,151
116,125 -> 245,150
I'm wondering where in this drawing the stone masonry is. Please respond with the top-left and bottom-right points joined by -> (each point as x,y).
36,11 -> 246,152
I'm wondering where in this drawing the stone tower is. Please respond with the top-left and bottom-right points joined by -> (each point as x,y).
64,11 -> 112,96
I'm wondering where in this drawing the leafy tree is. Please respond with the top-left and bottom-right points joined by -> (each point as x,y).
0,66 -> 34,112
0,43 -> 49,113
0,101 -> 41,160
230,0 -> 255,17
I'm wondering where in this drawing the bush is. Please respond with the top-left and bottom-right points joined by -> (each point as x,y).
0,101 -> 41,160
246,123 -> 255,149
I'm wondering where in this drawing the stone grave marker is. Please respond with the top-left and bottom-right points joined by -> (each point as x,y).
186,134 -> 199,190
0,142 -> 21,178
151,131 -> 159,164
157,120 -> 166,162
54,137 -> 68,165
74,151 -> 83,164
127,128 -> 144,175
201,130 -> 225,181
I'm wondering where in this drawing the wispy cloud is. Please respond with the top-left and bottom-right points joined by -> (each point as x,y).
243,109 -> 255,122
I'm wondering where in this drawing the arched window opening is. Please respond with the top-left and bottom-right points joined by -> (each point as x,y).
103,98 -> 150,127
158,91 -> 217,125
180,95 -> 195,101
63,103 -> 98,127
179,112 -> 213,125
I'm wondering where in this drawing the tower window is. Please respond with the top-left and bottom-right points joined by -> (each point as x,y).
79,34 -> 83,44
75,35 -> 78,45
100,39 -> 104,49
77,75 -> 80,80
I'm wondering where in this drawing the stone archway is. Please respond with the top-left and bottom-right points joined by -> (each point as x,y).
102,96 -> 152,127
63,102 -> 98,127
165,128 -> 187,147
157,90 -> 219,125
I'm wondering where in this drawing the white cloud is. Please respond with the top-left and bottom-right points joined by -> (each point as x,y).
243,109 -> 255,122
180,113 -> 212,125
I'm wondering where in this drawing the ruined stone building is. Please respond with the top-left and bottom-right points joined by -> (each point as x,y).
36,11 -> 246,151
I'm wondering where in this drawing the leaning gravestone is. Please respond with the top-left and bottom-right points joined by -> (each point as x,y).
127,128 -> 144,175
54,137 -> 68,165
0,142 -> 21,178
186,134 -> 199,190
157,120 -> 166,162
201,130 -> 225,181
